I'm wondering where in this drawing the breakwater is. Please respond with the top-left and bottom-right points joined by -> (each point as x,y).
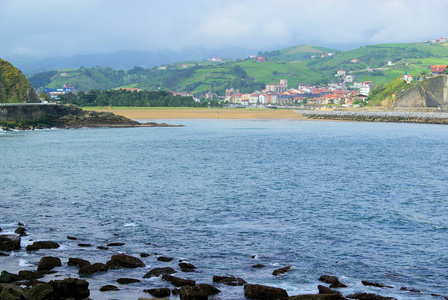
302,110 -> 448,124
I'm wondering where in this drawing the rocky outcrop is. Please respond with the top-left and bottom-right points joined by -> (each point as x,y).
178,284 -> 220,300
106,254 -> 145,269
0,58 -> 40,103
213,275 -> 246,286
162,274 -> 196,287
26,241 -> 59,251
0,235 -> 20,251
244,283 -> 288,299
143,267 -> 176,278
37,256 -> 62,271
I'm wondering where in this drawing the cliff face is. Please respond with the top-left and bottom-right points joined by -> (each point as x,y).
395,75 -> 448,109
0,58 -> 40,103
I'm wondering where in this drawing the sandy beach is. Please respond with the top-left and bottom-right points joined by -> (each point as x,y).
89,108 -> 307,120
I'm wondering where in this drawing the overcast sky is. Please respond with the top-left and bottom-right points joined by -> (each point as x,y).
1,0 -> 448,60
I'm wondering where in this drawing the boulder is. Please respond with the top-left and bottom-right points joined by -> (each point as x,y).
144,287 -> 171,297
213,275 -> 246,286
48,278 -> 90,299
0,271 -> 20,283
107,242 -> 125,246
140,252 -> 150,257
143,267 -> 176,278
244,284 -> 288,299
26,241 -> 59,251
288,294 -> 345,300
68,257 -> 91,267
14,227 -> 27,236
18,270 -> 44,280
162,274 -> 196,287
0,252 -> 8,256
179,262 -> 197,272
362,281 -> 393,288
318,285 -> 341,295
400,287 -> 421,293
25,283 -> 54,300
179,284 -> 220,300
100,285 -> 119,291
346,292 -> 396,299
157,256 -> 174,262
273,266 -> 291,276
67,236 -> 78,240
77,243 -> 92,247
117,278 -> 140,284
79,263 -> 109,275
319,275 -> 348,288
37,256 -> 62,271
252,264 -> 266,268
97,246 -> 109,250
0,235 -> 21,251
0,283 -> 25,300
17,222 -> 24,226
106,254 -> 145,269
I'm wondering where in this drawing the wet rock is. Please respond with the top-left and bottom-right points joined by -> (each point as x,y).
26,241 -> 59,251
143,267 -> 176,278
213,275 -> 246,286
79,263 -> 109,275
0,235 -> 21,251
18,270 -> 44,280
67,236 -> 78,240
179,284 -> 220,300
362,281 -> 393,288
244,283 -> 288,299
140,252 -> 150,257
346,292 -> 396,299
0,283 -> 25,300
273,266 -> 291,276
68,257 -> 91,267
117,278 -> 140,284
37,256 -> 62,271
26,283 -> 54,300
0,228 -> 2,232
400,287 -> 421,293
0,271 -> 20,283
17,222 -> 24,226
252,264 -> 266,268
49,278 -> 90,299
106,254 -> 145,269
319,275 -> 348,288
14,227 -> 27,236
318,285 -> 342,296
0,252 -> 9,256
144,287 -> 171,297
158,256 -> 174,262
179,262 -> 197,272
100,285 -> 119,291
288,294 -> 345,299
97,246 -> 109,250
77,243 -> 92,247
162,274 -> 196,287
107,242 -> 125,246
172,288 -> 180,295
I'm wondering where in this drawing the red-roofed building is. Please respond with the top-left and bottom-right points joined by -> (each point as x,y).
257,56 -> 266,62
430,65 -> 447,75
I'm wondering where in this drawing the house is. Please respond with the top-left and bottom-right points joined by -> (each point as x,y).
265,79 -> 287,93
430,65 -> 447,75
401,74 -> 413,84
210,57 -> 223,62
257,56 -> 266,62
387,60 -> 395,66
362,81 -> 373,87
344,75 -> 354,83
157,65 -> 168,70
60,72 -> 68,77
249,55 -> 257,59
336,70 -> 345,76
359,86 -> 371,96
350,59 -> 360,63
181,64 -> 188,68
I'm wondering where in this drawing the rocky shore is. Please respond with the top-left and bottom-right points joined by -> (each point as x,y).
1,224 -> 445,300
302,111 -> 448,124
0,104 -> 183,130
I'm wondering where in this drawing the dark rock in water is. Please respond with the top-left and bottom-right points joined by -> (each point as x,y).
37,256 -> 62,271
273,266 -> 291,276
0,283 -> 26,299
77,243 -> 92,247
0,235 -> 21,251
97,246 -> 109,250
252,264 -> 266,268
362,281 -> 393,288
144,287 -> 171,297
48,278 -> 90,299
213,275 -> 246,286
67,236 -> 78,240
400,287 -> 421,293
26,241 -> 59,251
79,263 -> 109,275
157,256 -> 174,262
68,258 -> 91,267
140,252 -> 150,257
318,285 -> 342,295
117,278 -> 140,284
288,294 -> 345,299
18,270 -> 44,280
17,222 -> 24,226
162,274 -> 196,287
14,227 -> 27,236
107,242 -> 125,246
143,267 -> 176,278
319,275 -> 348,288
346,292 -> 396,299
100,285 -> 119,291
0,270 -> 20,283
244,283 -> 288,299
0,252 -> 9,256
106,254 -> 145,269
179,262 -> 197,272
0,228 -> 2,232
172,288 -> 180,295
179,284 -> 221,300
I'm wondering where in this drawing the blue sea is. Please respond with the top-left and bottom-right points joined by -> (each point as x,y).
1,119 -> 448,299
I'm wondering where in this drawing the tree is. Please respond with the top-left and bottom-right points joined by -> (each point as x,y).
39,92 -> 52,102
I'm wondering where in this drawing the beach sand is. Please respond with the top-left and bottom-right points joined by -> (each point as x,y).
90,108 -> 307,120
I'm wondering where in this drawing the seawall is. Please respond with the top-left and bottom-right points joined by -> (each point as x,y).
0,103 -> 59,123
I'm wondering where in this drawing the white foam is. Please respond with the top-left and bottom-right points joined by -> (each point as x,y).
124,223 -> 137,227
19,259 -> 33,267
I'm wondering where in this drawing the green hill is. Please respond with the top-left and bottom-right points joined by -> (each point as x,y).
28,41 -> 448,96
0,58 -> 40,103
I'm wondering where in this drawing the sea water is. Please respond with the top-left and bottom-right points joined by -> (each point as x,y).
1,119 -> 447,299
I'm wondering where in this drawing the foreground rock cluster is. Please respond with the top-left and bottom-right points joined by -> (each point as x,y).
0,225 -> 446,300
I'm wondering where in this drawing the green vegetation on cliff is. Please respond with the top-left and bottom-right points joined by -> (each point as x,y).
0,59 -> 40,103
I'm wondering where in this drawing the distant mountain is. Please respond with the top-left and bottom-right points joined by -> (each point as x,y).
27,41 -> 448,96
0,58 -> 39,103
